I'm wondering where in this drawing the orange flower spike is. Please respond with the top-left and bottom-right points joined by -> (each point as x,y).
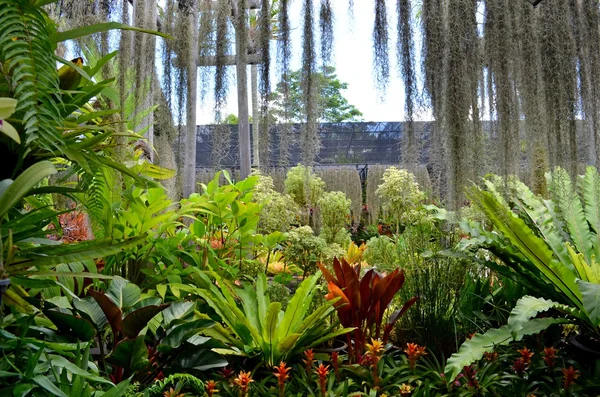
205,380 -> 219,397
331,351 -> 340,381
366,338 -> 385,356
162,388 -> 185,397
304,349 -> 315,378
542,347 -> 558,368
314,364 -> 330,397
517,347 -> 534,364
404,343 -> 427,370
273,362 -> 292,397
233,371 -> 254,397
562,366 -> 580,389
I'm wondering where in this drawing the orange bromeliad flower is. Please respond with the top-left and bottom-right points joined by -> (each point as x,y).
331,351 -> 340,381
206,380 -> 219,397
273,361 -> 291,397
163,388 -> 185,397
484,351 -> 498,361
404,343 -> 427,370
365,339 -> 385,387
314,363 -> 330,397
517,347 -> 534,364
233,371 -> 254,396
542,347 -> 557,368
562,366 -> 580,389
304,349 -> 315,379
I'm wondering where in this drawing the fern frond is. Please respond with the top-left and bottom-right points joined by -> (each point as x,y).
0,0 -> 63,153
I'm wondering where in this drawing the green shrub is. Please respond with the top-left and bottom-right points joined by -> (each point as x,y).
266,281 -> 291,310
284,165 -> 326,209
375,166 -> 426,230
283,226 -> 327,275
253,172 -> 298,233
318,191 -> 352,246
363,235 -> 399,270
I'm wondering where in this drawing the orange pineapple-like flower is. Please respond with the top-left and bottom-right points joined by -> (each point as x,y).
331,351 -> 340,381
542,347 -> 557,368
399,383 -> 413,396
517,347 -> 534,365
366,338 -> 385,356
315,363 -> 330,397
273,361 -> 292,397
206,380 -> 219,397
404,343 -> 427,370
233,371 -> 254,396
365,339 -> 385,387
562,366 -> 580,389
304,349 -> 315,379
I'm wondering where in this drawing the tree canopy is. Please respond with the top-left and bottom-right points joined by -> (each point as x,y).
269,66 -> 363,123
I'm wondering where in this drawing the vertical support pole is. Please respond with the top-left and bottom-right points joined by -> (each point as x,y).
183,0 -> 200,197
236,0 -> 252,179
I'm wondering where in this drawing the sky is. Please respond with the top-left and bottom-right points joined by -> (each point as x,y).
195,0 -> 416,124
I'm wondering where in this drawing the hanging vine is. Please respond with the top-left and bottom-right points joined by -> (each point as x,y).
373,0 -> 390,93
301,0 -> 319,165
320,0 -> 334,66
259,0 -> 272,167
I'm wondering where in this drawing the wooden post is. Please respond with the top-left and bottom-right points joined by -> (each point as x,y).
234,0 -> 252,179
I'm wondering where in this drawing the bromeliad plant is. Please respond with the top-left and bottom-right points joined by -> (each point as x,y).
193,271 -> 353,367
318,258 -> 417,363
445,167 -> 600,381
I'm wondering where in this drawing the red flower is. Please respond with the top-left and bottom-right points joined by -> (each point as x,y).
331,351 -> 340,381
484,351 -> 498,361
562,366 -> 580,389
517,347 -> 534,365
233,371 -> 253,396
462,365 -> 479,389
273,362 -> 291,397
314,364 -> 330,397
512,358 -> 527,376
304,349 -> 315,376
404,343 -> 427,370
542,347 -> 557,368
205,380 -> 219,397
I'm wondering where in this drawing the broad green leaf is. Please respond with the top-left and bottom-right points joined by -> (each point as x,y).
73,296 -> 107,330
106,335 -> 148,372
44,310 -> 96,341
578,280 -> 600,327
192,220 -> 206,239
162,301 -> 195,328
507,296 -> 565,338
106,277 -> 141,309
46,355 -> 113,384
0,161 -> 56,220
0,97 -> 17,118
0,120 -> 20,144
445,318 -> 567,381
158,319 -> 214,353
96,378 -> 131,397
32,375 -> 69,397
262,302 -> 281,365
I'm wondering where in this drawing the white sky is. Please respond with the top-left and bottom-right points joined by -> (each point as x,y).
196,0 -> 416,123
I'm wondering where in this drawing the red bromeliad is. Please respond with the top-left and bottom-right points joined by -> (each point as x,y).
404,343 -> 427,371
233,371 -> 253,397
330,351 -> 340,381
562,366 -> 580,389
318,258 -> 417,363
517,347 -> 534,365
315,364 -> 330,397
273,362 -> 291,397
542,347 -> 557,369
304,349 -> 315,380
205,380 -> 219,397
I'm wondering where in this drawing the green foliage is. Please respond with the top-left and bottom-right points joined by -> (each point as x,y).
269,66 -> 363,123
364,236 -> 398,269
266,281 -> 291,310
253,172 -> 298,233
375,167 -> 426,229
318,191 -> 351,246
284,165 -> 325,210
194,271 -> 352,366
283,226 -> 327,276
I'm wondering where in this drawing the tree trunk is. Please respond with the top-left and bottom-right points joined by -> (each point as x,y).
251,63 -> 260,167
183,0 -> 200,197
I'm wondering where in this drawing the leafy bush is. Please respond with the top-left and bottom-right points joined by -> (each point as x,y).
284,165 -> 325,210
283,226 -> 328,275
318,191 -> 352,246
375,167 -> 426,230
363,235 -> 399,270
253,172 -> 298,233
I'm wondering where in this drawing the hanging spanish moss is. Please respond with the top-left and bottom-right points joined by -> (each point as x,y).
259,0 -> 272,167
373,0 -> 390,93
301,0 -> 319,165
276,0 -> 292,167
396,0 -> 416,170
198,0 -> 216,102
212,123 -> 232,170
214,0 -> 231,116
319,0 -> 334,66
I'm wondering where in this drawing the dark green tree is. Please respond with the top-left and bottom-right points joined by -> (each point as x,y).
270,66 -> 363,123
